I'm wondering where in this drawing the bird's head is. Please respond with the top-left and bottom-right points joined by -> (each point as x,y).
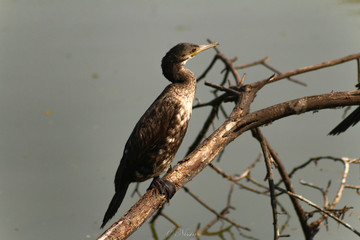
162,42 -> 219,82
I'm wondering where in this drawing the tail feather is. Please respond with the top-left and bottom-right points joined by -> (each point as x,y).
101,182 -> 130,228
329,106 -> 360,135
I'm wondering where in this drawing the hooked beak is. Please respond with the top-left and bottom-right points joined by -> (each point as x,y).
191,42 -> 219,57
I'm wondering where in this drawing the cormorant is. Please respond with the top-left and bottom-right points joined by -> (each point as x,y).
101,42 -> 219,228
329,83 -> 360,135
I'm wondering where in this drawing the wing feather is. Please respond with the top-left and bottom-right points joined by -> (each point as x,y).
115,86 -> 180,184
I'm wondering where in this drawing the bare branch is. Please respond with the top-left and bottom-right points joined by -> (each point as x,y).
252,128 -> 280,240
204,81 -> 242,96
224,90 -> 360,138
275,186 -> 360,237
269,52 -> 360,83
183,187 -> 249,232
98,89 -> 360,240
235,56 -> 270,69
98,48 -> 360,240
261,61 -> 306,86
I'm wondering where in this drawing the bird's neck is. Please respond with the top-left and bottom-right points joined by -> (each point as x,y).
175,66 -> 196,84
163,65 -> 196,99
166,64 -> 196,84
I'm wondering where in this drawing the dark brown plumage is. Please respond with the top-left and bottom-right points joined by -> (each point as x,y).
329,83 -> 360,135
101,42 -> 219,228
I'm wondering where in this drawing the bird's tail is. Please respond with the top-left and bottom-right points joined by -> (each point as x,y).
101,181 -> 130,228
328,106 -> 360,135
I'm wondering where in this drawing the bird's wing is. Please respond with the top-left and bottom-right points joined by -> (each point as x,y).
129,93 -> 178,152
115,87 -> 179,182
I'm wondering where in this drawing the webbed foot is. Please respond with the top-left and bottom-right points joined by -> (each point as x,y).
148,177 -> 176,200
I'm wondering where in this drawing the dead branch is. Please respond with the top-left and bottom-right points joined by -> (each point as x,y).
275,186 -> 360,237
98,91 -> 360,240
269,52 -> 360,83
98,48 -> 360,240
251,128 -> 279,240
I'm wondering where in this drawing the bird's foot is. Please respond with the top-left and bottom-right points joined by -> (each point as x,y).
148,177 -> 176,200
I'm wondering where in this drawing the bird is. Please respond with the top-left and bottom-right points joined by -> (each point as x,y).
328,83 -> 360,135
101,42 -> 219,228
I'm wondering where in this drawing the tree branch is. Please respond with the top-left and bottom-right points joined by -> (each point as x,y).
98,47 -> 360,239
269,52 -> 360,83
275,186 -> 360,237
98,89 -> 360,240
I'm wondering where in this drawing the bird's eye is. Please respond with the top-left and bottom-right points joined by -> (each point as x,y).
191,49 -> 196,53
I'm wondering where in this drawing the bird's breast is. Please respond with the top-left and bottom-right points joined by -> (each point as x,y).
177,94 -> 193,125
154,95 -> 193,171
141,96 -> 194,179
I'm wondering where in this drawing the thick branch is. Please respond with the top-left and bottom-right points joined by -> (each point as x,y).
98,89 -> 360,240
224,90 -> 360,138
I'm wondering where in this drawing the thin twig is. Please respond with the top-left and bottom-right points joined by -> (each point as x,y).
275,186 -> 360,237
261,61 -> 307,86
345,185 -> 360,190
208,154 -> 261,182
264,138 -> 311,238
206,38 -> 243,86
197,55 -> 219,82
196,184 -> 243,237
205,81 -> 242,95
252,128 -> 279,240
183,187 -> 250,231
235,57 -> 270,69
187,104 -> 219,155
269,52 -> 360,83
